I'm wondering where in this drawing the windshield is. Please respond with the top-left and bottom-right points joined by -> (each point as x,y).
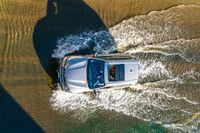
87,59 -> 105,89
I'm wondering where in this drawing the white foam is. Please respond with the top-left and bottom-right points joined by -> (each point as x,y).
52,31 -> 116,58
164,121 -> 200,133
138,61 -> 172,83
50,63 -> 200,132
50,61 -> 199,121
50,5 -> 200,132
174,69 -> 200,84
50,84 -> 199,123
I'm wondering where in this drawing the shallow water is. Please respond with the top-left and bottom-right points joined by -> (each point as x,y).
0,0 -> 200,132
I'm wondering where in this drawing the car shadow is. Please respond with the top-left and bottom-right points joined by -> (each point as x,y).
33,0 -> 112,83
0,84 -> 44,132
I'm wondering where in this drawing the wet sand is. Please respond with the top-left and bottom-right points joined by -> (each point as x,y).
0,0 -> 200,132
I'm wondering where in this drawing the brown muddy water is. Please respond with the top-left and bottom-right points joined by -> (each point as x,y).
0,0 -> 200,133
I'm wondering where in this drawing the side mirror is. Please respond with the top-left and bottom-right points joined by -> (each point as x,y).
93,53 -> 98,58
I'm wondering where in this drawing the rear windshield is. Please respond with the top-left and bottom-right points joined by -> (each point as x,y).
87,59 -> 105,89
109,64 -> 125,81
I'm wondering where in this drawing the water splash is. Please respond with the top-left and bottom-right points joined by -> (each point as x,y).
164,112 -> 200,133
50,60 -> 199,123
50,5 -> 200,132
138,61 -> 172,84
109,5 -> 200,63
175,69 -> 200,84
50,84 -> 199,124
52,31 -> 116,58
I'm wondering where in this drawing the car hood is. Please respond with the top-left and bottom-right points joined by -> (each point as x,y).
65,57 -> 89,90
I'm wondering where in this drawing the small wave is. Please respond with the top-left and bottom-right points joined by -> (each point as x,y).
127,38 -> 200,63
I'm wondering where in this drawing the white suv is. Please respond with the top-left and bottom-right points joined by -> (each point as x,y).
58,54 -> 139,93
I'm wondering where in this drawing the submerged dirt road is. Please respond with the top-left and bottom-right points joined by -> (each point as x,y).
0,0 -> 200,132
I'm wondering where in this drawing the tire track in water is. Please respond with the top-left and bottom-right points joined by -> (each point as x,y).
110,5 -> 200,53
